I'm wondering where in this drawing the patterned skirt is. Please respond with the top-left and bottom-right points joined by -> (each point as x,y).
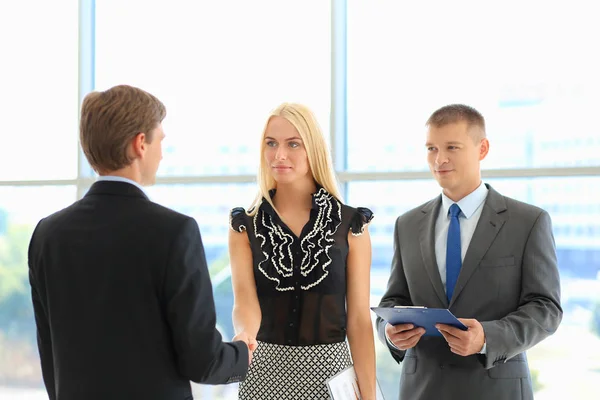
238,340 -> 352,400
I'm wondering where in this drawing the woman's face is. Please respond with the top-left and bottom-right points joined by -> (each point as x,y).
263,116 -> 311,185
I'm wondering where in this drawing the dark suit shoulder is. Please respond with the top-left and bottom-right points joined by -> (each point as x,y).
396,197 -> 439,225
34,200 -> 82,237
36,196 -> 196,243
489,190 -> 550,229
143,200 -> 194,225
502,195 -> 546,216
118,200 -> 199,241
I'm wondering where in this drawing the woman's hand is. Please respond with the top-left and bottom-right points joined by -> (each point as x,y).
233,331 -> 258,364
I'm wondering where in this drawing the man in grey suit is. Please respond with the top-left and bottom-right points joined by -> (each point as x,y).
376,104 -> 562,400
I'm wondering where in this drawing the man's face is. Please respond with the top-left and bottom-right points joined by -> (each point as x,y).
140,123 -> 165,186
425,121 -> 489,201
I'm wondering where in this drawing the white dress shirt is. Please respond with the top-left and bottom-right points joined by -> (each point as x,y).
96,175 -> 148,197
435,182 -> 488,289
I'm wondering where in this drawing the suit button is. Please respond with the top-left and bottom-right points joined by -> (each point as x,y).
289,323 -> 293,327
292,308 -> 297,312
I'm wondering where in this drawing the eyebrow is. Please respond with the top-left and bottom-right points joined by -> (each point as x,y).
425,141 -> 463,146
265,136 -> 302,141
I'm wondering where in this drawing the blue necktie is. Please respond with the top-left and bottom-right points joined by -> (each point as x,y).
446,203 -> 462,303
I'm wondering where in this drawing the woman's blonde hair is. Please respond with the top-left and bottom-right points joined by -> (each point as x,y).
247,103 -> 341,216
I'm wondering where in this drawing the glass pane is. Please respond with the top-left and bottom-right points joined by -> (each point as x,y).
0,2 -> 79,180
348,177 -> 600,400
0,186 -> 76,399
146,183 -> 257,399
95,0 -> 331,177
347,1 -> 600,171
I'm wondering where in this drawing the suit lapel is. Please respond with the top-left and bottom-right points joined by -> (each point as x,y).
449,185 -> 508,307
419,197 -> 448,307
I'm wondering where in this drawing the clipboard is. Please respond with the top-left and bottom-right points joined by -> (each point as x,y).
371,306 -> 467,336
326,365 -> 386,400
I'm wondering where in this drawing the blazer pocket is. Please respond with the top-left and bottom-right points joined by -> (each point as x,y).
488,359 -> 529,379
401,356 -> 417,375
480,256 -> 515,268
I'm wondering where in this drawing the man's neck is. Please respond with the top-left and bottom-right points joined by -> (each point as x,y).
99,167 -> 143,186
443,181 -> 482,202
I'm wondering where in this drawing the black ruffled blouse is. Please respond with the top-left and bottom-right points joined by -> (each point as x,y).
229,187 -> 373,346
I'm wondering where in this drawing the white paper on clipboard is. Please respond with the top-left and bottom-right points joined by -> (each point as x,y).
326,365 -> 386,400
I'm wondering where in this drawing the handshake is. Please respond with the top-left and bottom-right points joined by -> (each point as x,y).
233,332 -> 258,365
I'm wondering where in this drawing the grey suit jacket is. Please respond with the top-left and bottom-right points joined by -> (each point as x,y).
376,184 -> 562,400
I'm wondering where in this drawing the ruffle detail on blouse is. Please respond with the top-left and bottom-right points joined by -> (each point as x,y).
254,187 -> 342,291
229,207 -> 248,232
349,207 -> 374,236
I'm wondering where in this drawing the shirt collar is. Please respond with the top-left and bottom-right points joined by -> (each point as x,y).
96,175 -> 148,197
441,182 -> 488,219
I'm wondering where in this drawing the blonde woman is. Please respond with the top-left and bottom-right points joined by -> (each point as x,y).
229,103 -> 377,399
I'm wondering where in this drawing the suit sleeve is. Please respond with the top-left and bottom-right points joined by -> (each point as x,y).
164,217 -> 249,384
376,216 -> 413,363
480,210 -> 563,369
28,221 -> 56,400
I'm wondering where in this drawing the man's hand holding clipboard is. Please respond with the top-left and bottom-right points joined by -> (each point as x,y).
372,306 -> 487,356
371,306 -> 467,336
371,306 -> 468,351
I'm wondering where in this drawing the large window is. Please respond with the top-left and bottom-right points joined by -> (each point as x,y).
0,187 -> 76,399
2,1 -> 599,399
0,1 -> 80,398
346,0 -> 600,172
0,1 -> 79,180
95,0 -> 331,177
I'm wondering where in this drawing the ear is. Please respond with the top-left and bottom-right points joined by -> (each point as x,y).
131,132 -> 147,158
479,138 -> 490,161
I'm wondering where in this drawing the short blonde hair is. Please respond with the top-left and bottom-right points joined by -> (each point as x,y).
426,103 -> 486,141
248,103 -> 341,215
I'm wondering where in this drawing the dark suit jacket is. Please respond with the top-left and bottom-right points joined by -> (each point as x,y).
377,185 -> 562,400
28,181 -> 248,400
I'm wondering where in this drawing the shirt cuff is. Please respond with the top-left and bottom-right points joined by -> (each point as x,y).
478,341 -> 487,354
385,326 -> 401,350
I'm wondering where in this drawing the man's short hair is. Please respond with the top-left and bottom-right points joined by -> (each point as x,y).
79,85 -> 166,173
426,104 -> 486,140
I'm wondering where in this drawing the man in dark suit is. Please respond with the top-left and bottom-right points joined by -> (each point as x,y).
377,104 -> 562,400
28,85 -> 251,400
